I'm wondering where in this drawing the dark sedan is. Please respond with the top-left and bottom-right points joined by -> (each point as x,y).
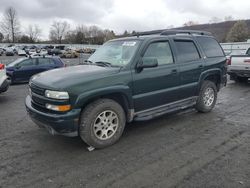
6,56 -> 64,83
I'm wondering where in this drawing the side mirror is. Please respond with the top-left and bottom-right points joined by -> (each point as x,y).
15,64 -> 21,69
137,57 -> 158,69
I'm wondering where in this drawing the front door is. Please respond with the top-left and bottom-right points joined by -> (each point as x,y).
132,40 -> 181,112
13,58 -> 37,82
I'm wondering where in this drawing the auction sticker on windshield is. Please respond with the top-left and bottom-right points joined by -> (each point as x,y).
122,41 -> 137,46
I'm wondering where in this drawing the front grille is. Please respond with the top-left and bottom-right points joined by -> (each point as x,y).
30,82 -> 45,96
29,81 -> 69,114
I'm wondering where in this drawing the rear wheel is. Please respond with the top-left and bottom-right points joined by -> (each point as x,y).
195,81 -> 217,113
79,99 -> 126,149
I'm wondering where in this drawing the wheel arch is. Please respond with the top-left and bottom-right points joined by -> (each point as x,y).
75,86 -> 134,122
197,69 -> 222,94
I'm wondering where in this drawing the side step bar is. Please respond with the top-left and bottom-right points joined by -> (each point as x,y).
134,97 -> 197,121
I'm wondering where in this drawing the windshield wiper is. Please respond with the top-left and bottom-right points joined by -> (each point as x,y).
94,61 -> 112,67
79,59 -> 94,65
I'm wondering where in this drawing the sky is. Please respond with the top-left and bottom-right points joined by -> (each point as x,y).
0,0 -> 250,40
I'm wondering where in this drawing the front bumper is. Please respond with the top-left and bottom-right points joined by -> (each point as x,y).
0,77 -> 10,93
25,95 -> 81,137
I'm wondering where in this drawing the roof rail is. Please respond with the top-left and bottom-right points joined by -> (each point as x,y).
133,29 -> 212,37
160,30 -> 212,36
133,30 -> 163,37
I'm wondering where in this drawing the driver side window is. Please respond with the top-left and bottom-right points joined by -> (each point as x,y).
143,41 -> 174,65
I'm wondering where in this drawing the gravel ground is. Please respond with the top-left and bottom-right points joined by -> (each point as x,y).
0,62 -> 249,187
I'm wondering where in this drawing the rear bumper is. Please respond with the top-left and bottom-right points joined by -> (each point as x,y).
0,77 -> 10,93
228,70 -> 250,78
25,95 -> 81,137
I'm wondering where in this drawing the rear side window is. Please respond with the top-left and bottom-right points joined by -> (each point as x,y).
143,41 -> 174,65
38,58 -> 54,65
174,41 -> 200,63
196,37 -> 224,57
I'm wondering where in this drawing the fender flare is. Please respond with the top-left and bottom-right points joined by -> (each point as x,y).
75,85 -> 134,110
196,68 -> 222,94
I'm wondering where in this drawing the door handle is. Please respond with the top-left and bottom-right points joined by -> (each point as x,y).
198,65 -> 203,68
171,69 -> 178,74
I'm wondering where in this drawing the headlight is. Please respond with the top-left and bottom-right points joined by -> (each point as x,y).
45,90 -> 69,100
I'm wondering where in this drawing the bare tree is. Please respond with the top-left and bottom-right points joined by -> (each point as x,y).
27,24 -> 41,42
183,21 -> 199,27
226,20 -> 249,42
0,32 -> 4,42
49,21 -> 70,44
209,17 -> 222,24
224,16 -> 234,22
1,7 -> 20,43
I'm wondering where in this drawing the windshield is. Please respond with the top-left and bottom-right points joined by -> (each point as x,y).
88,40 -> 140,67
7,58 -> 25,67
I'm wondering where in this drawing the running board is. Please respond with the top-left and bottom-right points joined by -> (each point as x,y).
134,97 -> 197,121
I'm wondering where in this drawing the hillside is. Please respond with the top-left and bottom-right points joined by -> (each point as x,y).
178,20 -> 250,42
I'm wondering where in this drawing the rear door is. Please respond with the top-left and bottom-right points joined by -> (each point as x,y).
132,40 -> 181,112
172,38 -> 204,99
37,58 -> 56,73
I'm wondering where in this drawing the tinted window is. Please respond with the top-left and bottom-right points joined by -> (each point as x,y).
39,58 -> 54,65
143,41 -> 173,65
174,41 -> 200,63
196,37 -> 224,57
19,59 -> 36,67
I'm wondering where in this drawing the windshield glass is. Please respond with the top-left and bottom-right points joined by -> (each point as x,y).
7,58 -> 25,67
88,40 -> 140,67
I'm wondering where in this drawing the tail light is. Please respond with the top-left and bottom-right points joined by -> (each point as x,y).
0,64 -> 5,70
244,59 -> 250,63
226,57 -> 231,65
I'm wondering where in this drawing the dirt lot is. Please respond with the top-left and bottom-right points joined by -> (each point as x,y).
0,75 -> 250,187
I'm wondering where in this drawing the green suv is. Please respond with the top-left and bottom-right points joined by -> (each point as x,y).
26,30 -> 227,148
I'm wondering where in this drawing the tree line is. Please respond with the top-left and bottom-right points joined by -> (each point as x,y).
0,6 -> 250,44
0,6 -> 117,44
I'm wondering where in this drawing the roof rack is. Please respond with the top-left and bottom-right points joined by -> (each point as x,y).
160,30 -> 212,36
134,29 -> 212,37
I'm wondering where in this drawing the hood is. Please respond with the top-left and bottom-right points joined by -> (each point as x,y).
31,65 -> 120,90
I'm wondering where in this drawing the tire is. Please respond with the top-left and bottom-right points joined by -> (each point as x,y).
195,81 -> 217,113
79,99 -> 126,149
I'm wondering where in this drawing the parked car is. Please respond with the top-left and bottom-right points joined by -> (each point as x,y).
227,47 -> 250,82
39,49 -> 48,56
18,49 -> 27,56
0,48 -> 4,56
5,48 -> 15,56
26,30 -> 227,149
0,64 -> 10,93
6,56 -> 64,83
61,50 -> 79,58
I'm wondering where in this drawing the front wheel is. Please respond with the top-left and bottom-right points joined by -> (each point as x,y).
79,99 -> 126,149
195,81 -> 217,113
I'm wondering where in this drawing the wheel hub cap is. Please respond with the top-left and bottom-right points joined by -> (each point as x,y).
203,87 -> 215,107
93,110 -> 119,140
